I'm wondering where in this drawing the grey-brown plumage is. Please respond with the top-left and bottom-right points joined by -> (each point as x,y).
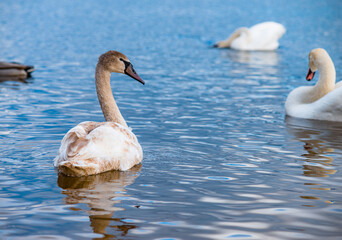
0,61 -> 34,82
54,51 -> 144,177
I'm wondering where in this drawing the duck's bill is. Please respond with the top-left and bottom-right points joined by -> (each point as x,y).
306,68 -> 315,81
125,64 -> 145,85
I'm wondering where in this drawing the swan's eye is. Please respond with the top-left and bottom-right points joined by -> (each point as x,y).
119,58 -> 131,70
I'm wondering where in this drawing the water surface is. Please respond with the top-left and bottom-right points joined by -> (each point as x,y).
0,0 -> 341,239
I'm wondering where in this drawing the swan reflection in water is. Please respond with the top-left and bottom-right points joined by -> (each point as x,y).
285,117 -> 341,206
58,165 -> 141,238
219,50 -> 281,79
223,50 -> 280,66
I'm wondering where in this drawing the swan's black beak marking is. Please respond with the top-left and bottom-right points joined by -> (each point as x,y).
306,68 -> 315,81
120,58 -> 145,85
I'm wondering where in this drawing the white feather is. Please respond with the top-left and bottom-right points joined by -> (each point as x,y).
54,121 -> 143,176
285,85 -> 342,121
217,21 -> 286,51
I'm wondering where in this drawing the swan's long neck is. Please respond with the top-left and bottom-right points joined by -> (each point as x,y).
95,64 -> 128,128
221,27 -> 250,48
309,56 -> 336,102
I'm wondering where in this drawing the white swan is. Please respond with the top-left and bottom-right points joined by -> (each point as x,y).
54,51 -> 144,177
214,22 -> 286,50
285,48 -> 342,122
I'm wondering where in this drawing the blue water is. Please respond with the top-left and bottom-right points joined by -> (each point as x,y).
1,0 -> 342,239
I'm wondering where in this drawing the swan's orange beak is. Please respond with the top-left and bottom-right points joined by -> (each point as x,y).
306,68 -> 315,81
125,64 -> 145,85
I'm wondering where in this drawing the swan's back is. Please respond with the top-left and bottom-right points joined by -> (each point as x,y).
335,80 -> 342,89
248,22 -> 286,50
54,121 -> 143,176
249,22 -> 286,36
308,87 -> 342,121
286,86 -> 342,122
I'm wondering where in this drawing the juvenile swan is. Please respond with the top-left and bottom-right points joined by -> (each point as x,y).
55,51 -> 145,177
285,48 -> 342,122
214,22 -> 286,50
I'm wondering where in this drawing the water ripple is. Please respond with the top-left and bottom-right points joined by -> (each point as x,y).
0,0 -> 341,239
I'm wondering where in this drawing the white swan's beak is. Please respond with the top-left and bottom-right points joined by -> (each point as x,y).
125,63 -> 145,85
306,68 -> 315,81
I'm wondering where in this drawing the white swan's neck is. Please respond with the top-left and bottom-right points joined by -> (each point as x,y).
95,64 -> 128,128
220,27 -> 250,48
308,56 -> 336,102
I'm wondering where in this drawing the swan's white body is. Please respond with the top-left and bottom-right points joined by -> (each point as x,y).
54,51 -> 144,177
285,48 -> 342,122
285,86 -> 342,121
215,22 -> 286,51
54,121 -> 143,176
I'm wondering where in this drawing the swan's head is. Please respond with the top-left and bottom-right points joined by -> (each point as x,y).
98,50 -> 144,84
306,48 -> 329,81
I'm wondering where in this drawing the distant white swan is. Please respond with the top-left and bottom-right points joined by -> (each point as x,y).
54,51 -> 144,177
214,22 -> 286,50
285,48 -> 342,122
